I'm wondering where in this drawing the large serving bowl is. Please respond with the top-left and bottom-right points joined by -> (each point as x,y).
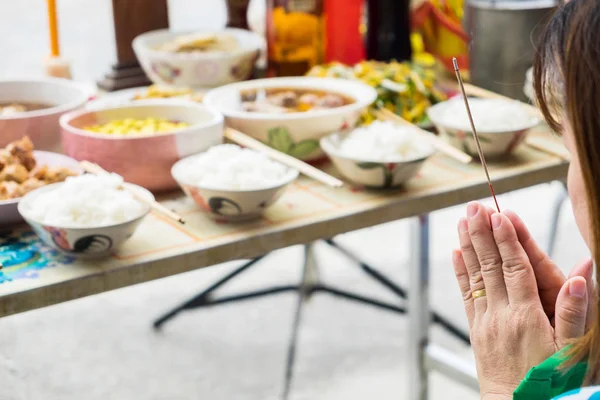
133,28 -> 262,89
18,182 -> 153,259
60,101 -> 224,192
171,152 -> 299,221
0,78 -> 90,151
0,151 -> 84,228
320,131 -> 435,189
203,77 -> 378,162
427,97 -> 541,159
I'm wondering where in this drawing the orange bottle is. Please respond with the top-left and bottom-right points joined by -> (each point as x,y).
266,0 -> 326,77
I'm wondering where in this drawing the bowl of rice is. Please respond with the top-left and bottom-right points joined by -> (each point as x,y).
427,97 -> 540,159
60,100 -> 224,192
18,174 -> 153,258
320,121 -> 435,188
171,144 -> 298,221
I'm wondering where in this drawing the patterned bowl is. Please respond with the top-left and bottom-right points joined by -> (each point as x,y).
133,28 -> 262,89
203,77 -> 378,162
18,182 -> 153,259
60,101 -> 224,192
427,98 -> 541,159
0,151 -> 84,228
171,152 -> 299,221
0,78 -> 90,151
320,131 -> 435,189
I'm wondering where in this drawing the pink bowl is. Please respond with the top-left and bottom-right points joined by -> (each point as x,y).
0,79 -> 90,151
60,101 -> 224,192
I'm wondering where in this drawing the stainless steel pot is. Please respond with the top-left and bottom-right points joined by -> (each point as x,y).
466,0 -> 559,101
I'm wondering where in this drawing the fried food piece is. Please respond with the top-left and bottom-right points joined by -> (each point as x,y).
0,181 -> 23,200
42,167 -> 78,183
7,138 -> 36,171
0,163 -> 29,183
19,177 -> 45,194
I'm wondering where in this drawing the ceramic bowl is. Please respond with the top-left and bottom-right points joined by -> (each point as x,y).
203,77 -> 378,162
18,182 -> 153,259
133,28 -> 263,89
427,97 -> 541,159
0,78 -> 90,151
60,101 -> 224,192
320,131 -> 435,189
171,152 -> 299,221
0,151 -> 84,228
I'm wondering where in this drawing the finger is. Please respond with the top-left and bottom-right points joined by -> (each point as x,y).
491,212 -> 539,304
458,217 -> 487,314
452,249 -> 475,329
568,258 -> 594,330
467,202 -> 508,307
555,276 -> 588,348
504,210 -> 566,294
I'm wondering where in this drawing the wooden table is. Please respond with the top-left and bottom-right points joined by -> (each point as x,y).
0,129 -> 568,399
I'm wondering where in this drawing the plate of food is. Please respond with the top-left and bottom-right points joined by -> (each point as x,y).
0,137 -> 82,227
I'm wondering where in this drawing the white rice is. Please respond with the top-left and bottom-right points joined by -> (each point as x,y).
175,144 -> 292,190
338,121 -> 433,162
23,174 -> 147,227
440,97 -> 532,131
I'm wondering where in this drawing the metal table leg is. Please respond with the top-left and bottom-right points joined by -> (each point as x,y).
409,214 -> 430,400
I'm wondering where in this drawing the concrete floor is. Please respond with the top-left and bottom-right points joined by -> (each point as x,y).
0,1 -> 589,399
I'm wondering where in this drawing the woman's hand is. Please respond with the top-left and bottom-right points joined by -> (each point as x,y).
452,202 -> 590,398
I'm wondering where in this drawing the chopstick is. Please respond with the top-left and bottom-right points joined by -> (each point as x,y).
79,161 -> 185,225
373,108 -> 473,164
525,136 -> 570,161
224,128 -> 344,188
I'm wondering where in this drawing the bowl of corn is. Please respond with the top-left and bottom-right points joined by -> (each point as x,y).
60,100 -> 224,191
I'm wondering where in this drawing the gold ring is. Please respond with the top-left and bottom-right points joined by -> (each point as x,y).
472,289 -> 487,299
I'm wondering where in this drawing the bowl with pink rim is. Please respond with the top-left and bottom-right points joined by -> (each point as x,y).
0,151 -> 84,227
0,78 -> 90,151
59,100 -> 224,192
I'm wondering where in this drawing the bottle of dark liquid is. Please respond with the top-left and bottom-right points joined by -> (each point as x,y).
225,0 -> 251,30
365,0 -> 412,62
266,0 -> 326,77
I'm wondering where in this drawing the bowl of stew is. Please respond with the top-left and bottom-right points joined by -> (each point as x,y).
203,77 -> 378,161
0,78 -> 91,151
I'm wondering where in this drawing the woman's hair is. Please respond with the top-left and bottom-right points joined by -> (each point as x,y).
534,0 -> 600,384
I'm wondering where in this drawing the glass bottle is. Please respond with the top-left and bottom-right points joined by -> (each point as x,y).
266,0 -> 326,77
225,0 -> 251,30
365,0 -> 412,62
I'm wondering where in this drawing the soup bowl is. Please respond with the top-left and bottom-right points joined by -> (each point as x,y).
0,78 -> 90,151
60,101 -> 224,192
133,28 -> 263,89
203,77 -> 378,162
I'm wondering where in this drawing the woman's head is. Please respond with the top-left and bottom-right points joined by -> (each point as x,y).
534,0 -> 600,382
535,0 -> 600,249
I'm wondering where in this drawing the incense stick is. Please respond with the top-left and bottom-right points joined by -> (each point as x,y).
452,58 -> 501,213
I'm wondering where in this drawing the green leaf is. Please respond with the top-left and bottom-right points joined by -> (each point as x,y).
356,162 -> 383,170
268,127 -> 294,153
288,140 -> 320,158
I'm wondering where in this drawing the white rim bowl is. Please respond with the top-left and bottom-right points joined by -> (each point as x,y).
203,77 -> 378,121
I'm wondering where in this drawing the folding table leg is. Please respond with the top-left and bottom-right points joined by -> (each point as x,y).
281,243 -> 318,400
408,215 -> 430,400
